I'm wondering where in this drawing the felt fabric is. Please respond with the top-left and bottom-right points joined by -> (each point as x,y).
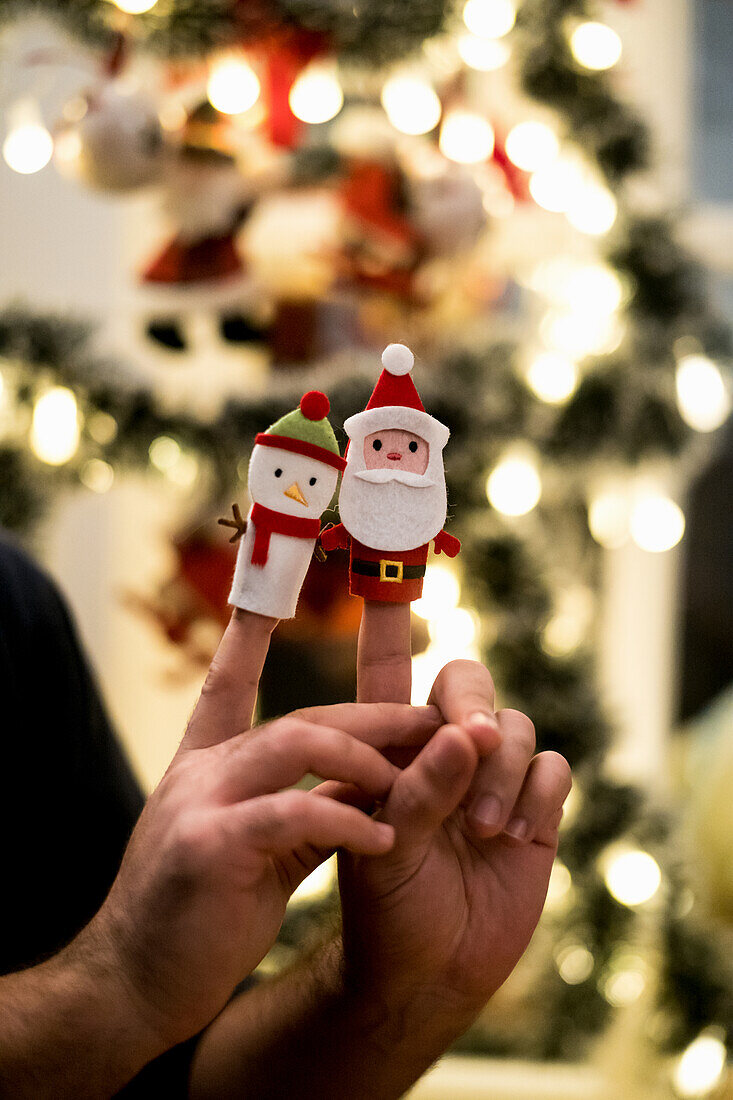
349,539 -> 428,602
344,404 -> 449,454
229,511 -> 321,619
229,433 -> 341,618
249,503 -> 321,566
433,529 -> 461,557
265,392 -> 343,462
366,368 -> 425,413
254,432 -> 346,472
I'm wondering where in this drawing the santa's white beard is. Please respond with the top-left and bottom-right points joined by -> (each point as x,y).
339,467 -> 447,552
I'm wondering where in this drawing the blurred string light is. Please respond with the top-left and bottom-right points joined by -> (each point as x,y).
411,565 -> 479,704
565,182 -> 618,236
290,854 -> 336,905
675,354 -> 730,432
3,99 -> 54,175
463,0 -> 516,39
542,585 -> 594,657
80,458 -> 114,493
529,155 -> 617,235
381,74 -> 441,136
111,0 -> 157,11
629,492 -> 685,553
545,859 -> 573,912
457,35 -> 510,71
30,387 -> 80,465
588,487 -> 630,549
540,308 -> 624,358
413,562 -> 460,620
289,62 -> 343,125
207,56 -> 260,115
486,448 -> 542,516
87,410 -> 118,445
439,110 -> 494,164
601,846 -> 662,907
149,435 -> 199,487
505,121 -> 559,173
570,21 -> 623,72
600,955 -> 647,1008
674,1030 -> 727,1098
526,351 -> 578,404
556,943 -> 594,985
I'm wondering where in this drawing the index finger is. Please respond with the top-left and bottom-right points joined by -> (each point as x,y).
427,659 -> 501,753
182,608 -> 278,750
356,601 -> 412,704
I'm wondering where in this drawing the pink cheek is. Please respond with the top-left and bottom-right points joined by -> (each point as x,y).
400,447 -> 428,474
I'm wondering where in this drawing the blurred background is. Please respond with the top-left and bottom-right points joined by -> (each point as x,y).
0,0 -> 732,1095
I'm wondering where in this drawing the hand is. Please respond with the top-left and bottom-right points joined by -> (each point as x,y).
83,610 -> 440,1049
336,609 -> 571,1025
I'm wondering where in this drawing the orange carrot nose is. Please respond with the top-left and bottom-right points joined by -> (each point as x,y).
284,482 -> 308,506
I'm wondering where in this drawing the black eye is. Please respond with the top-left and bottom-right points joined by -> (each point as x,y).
372,439 -> 382,451
409,441 -> 418,453
274,468 -> 283,477
309,477 -> 317,486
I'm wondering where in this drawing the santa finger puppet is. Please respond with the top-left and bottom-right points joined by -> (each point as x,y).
222,392 -> 346,620
320,344 -> 460,603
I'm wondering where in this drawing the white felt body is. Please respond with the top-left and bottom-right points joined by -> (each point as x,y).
228,442 -> 340,619
229,515 -> 316,619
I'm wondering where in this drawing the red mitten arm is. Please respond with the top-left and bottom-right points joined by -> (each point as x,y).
320,523 -> 350,552
433,530 -> 461,558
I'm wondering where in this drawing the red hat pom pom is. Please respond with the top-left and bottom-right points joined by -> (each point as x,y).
300,390 -> 330,420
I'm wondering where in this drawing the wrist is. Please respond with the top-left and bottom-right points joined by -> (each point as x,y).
59,914 -> 173,1066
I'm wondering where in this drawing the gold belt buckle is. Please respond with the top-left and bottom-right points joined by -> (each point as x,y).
379,559 -> 403,583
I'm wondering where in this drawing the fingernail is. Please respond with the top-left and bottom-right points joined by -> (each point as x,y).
504,817 -> 528,841
470,793 -> 502,828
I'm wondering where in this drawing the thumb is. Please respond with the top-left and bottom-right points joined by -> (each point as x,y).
379,725 -> 478,847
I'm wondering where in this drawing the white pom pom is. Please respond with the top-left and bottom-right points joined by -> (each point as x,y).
381,343 -> 414,376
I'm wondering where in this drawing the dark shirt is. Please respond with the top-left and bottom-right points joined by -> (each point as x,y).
0,531 -> 196,1095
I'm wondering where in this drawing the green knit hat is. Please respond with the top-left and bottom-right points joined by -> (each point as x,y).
254,392 -> 346,472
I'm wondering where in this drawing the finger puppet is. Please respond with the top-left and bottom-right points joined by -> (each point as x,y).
221,391 -> 346,620
320,343 -> 460,603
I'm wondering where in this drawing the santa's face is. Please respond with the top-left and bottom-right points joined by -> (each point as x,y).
248,445 -> 338,520
339,421 -> 448,552
363,430 -> 429,475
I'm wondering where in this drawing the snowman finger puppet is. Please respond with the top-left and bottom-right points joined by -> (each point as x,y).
224,392 -> 346,620
320,344 -> 460,603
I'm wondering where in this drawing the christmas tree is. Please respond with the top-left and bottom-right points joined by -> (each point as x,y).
1,0 -> 732,1092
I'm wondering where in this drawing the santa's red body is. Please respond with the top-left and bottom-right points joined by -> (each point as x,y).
321,524 -> 459,603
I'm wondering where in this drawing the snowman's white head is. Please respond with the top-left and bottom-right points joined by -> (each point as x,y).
248,445 -> 339,519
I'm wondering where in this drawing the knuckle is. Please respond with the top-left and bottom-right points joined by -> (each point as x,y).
246,800 -> 286,841
267,716 -> 308,755
502,709 -> 536,754
200,658 -> 238,703
171,813 -> 216,870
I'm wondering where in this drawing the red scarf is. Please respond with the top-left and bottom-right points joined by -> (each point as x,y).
250,503 -> 321,566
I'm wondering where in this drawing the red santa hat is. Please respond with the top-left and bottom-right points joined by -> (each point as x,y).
343,344 -> 449,454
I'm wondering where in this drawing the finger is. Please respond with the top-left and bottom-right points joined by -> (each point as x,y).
357,601 -> 412,704
312,781 -> 377,810
183,609 -> 278,750
227,790 -> 395,858
500,752 -> 572,845
427,660 -> 500,753
466,709 -> 537,838
380,724 -> 478,846
535,807 -> 564,848
220,718 -> 398,802
292,702 -> 440,750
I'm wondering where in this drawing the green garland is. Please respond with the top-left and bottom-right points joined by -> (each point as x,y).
0,0 -> 450,62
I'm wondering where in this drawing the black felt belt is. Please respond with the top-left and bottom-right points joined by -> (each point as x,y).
351,560 -> 426,579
